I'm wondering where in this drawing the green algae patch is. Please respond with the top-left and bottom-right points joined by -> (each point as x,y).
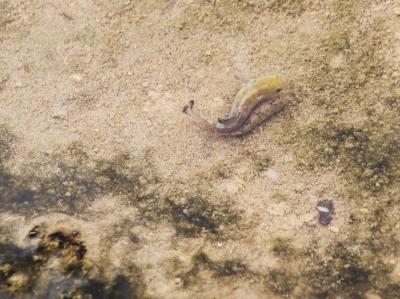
35,229 -> 87,274
0,226 -> 150,299
267,0 -> 307,16
0,125 -> 14,167
300,120 -> 400,193
264,268 -> 297,296
245,148 -> 272,174
45,274 -> 149,299
179,251 -> 250,287
270,237 -> 297,258
263,201 -> 400,298
174,0 -> 265,36
93,153 -> 160,220
0,140 -> 161,216
165,195 -> 239,238
192,252 -> 248,277
0,243 -> 39,295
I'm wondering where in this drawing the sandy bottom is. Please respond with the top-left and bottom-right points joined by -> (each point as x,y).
1,1 -> 400,298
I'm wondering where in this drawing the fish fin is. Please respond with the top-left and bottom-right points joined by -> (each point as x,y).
234,73 -> 251,83
182,100 -> 194,114
183,100 -> 213,129
217,116 -> 239,127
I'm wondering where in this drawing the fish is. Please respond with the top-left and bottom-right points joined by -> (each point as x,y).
182,75 -> 286,136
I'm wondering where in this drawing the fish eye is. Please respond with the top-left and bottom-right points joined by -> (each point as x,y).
276,88 -> 282,92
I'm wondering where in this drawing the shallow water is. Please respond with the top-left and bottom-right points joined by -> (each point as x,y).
1,0 -> 400,298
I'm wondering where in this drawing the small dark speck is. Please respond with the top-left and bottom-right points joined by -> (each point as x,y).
316,200 -> 334,225
129,234 -> 140,244
27,225 -> 41,239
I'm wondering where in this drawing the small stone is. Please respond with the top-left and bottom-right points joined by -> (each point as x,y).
265,168 -> 279,182
394,7 -> 400,16
65,191 -> 71,197
175,277 -> 182,286
329,226 -> 339,233
15,81 -> 23,88
329,53 -> 345,69
27,225 -> 41,239
71,74 -> 83,82
316,200 -> 334,225
142,81 -> 150,88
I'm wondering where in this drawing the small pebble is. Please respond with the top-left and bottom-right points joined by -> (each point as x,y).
329,226 -> 339,233
70,74 -> 83,82
265,168 -> 279,182
175,277 -> 182,286
316,200 -> 334,225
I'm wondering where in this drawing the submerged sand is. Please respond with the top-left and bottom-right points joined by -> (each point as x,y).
1,0 -> 400,298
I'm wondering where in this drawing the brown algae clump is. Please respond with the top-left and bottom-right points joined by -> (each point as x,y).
0,124 -> 14,167
35,229 -> 87,273
267,0 -> 307,16
179,252 -> 250,287
265,269 -> 298,296
165,195 -> 239,237
93,152 -> 160,220
0,243 -> 39,295
270,237 -> 297,258
0,141 -> 161,217
303,121 -> 400,192
0,226 -> 150,298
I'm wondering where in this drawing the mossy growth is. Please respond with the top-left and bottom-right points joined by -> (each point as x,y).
301,242 -> 370,299
0,125 -> 34,214
179,252 -> 250,286
34,229 -> 87,274
165,195 -> 239,237
175,0 -> 261,35
270,237 -> 297,258
49,274 -> 149,299
0,139 -> 161,217
207,160 -> 233,180
245,148 -> 272,174
94,152 -> 160,220
31,161 -> 99,213
265,201 -> 400,298
0,227 -> 150,298
0,243 -> 40,295
267,0 -> 307,16
302,121 -> 400,192
0,124 -> 14,167
264,268 -> 297,296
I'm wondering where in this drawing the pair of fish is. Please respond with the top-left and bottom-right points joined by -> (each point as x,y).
182,75 -> 287,136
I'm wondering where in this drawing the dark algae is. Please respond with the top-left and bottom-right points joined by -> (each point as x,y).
165,196 -> 239,237
0,227 -> 149,299
178,252 -> 250,287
